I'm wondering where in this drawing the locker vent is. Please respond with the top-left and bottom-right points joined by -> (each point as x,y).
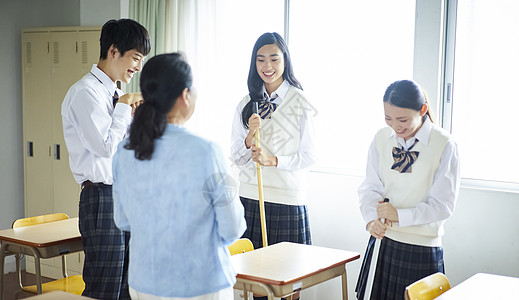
26,42 -> 32,64
53,41 -> 59,64
81,41 -> 88,64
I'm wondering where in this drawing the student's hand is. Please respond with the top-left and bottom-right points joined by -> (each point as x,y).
245,113 -> 261,148
130,100 -> 144,116
251,144 -> 278,167
377,201 -> 399,224
368,219 -> 387,239
118,92 -> 143,106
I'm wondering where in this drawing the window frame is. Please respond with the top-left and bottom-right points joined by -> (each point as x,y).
441,0 -> 519,193
284,0 -> 518,193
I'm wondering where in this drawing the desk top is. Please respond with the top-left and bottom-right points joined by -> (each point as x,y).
0,218 -> 80,248
25,291 -> 94,299
435,273 -> 519,299
231,242 -> 360,286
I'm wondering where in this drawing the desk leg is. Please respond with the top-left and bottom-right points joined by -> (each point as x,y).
341,267 -> 348,300
235,278 -> 275,300
34,256 -> 42,294
24,247 -> 43,294
0,243 -> 7,300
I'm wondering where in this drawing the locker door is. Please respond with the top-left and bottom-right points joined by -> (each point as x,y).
22,31 -> 53,217
79,29 -> 101,75
50,31 -> 83,218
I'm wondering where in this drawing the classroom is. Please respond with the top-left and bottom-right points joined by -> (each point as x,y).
1,0 -> 518,299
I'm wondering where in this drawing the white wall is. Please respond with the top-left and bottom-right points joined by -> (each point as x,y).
80,0 -> 127,26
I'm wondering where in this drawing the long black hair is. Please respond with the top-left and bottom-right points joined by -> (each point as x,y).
383,79 -> 434,122
125,53 -> 192,160
240,32 -> 302,129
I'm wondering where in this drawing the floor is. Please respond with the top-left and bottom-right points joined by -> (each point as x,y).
2,271 -> 53,300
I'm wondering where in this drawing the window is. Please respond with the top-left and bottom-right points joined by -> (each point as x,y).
180,0 -> 415,176
448,1 -> 519,185
182,0 -> 284,166
289,0 -> 416,174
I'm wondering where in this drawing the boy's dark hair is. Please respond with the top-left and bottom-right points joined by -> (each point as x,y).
99,19 -> 151,59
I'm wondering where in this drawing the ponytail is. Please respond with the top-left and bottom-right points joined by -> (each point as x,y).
422,91 -> 435,123
124,53 -> 192,160
125,102 -> 167,160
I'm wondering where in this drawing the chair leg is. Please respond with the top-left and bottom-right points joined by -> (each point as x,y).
61,256 -> 68,278
34,256 -> 42,294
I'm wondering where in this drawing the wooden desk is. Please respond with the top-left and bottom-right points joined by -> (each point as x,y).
0,218 -> 82,299
435,273 -> 519,300
25,290 -> 94,299
231,242 -> 360,300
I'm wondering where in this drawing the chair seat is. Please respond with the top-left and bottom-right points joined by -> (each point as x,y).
22,275 -> 85,295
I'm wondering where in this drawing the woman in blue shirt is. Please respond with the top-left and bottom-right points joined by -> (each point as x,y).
113,52 -> 246,300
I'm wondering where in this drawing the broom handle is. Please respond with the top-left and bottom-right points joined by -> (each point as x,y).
255,131 -> 268,247
252,101 -> 268,247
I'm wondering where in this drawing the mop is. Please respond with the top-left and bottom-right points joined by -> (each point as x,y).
355,198 -> 389,299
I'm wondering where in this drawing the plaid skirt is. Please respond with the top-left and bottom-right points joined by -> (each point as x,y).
79,184 -> 130,300
240,197 -> 311,249
368,237 -> 444,300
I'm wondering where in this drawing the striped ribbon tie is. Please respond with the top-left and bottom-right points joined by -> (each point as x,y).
258,96 -> 278,119
391,139 -> 419,173
113,91 -> 119,107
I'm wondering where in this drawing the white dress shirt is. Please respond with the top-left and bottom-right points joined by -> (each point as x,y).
231,80 -> 317,170
62,65 -> 132,185
358,117 -> 460,228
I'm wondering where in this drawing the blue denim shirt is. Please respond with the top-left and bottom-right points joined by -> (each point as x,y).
113,124 -> 246,297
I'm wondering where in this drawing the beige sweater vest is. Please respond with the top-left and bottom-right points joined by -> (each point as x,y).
239,86 -> 309,205
376,125 -> 449,246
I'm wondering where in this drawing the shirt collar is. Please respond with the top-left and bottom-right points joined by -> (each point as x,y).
90,64 -> 118,97
261,80 -> 290,102
388,116 -> 432,148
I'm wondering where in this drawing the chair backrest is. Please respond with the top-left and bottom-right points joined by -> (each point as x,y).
228,238 -> 254,255
12,213 -> 70,229
405,272 -> 451,300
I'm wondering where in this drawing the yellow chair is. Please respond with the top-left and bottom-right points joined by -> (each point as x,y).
228,238 -> 254,299
12,213 -> 85,295
405,272 -> 451,300
228,238 -> 254,255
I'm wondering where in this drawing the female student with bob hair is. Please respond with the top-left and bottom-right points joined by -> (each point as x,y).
357,79 -> 460,299
113,52 -> 246,300
231,32 -> 317,300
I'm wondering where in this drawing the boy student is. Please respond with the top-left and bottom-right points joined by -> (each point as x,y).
61,19 -> 151,299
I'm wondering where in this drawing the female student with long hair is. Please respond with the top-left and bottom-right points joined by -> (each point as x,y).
231,32 -> 317,300
112,53 -> 246,300
357,79 -> 460,299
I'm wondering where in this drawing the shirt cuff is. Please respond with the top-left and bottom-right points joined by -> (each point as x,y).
276,155 -> 289,169
397,208 -> 414,227
113,102 -> 132,116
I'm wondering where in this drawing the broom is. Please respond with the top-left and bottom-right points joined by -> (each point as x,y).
252,101 -> 268,248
